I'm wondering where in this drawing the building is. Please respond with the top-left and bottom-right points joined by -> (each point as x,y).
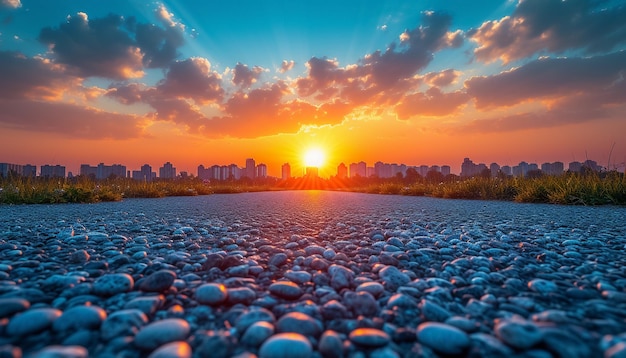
256,163 -> 267,178
501,165 -> 512,176
245,158 -> 256,179
349,161 -> 367,178
159,162 -> 176,179
79,163 -> 126,179
40,165 -> 65,178
133,164 -> 154,181
490,163 -> 500,177
23,164 -> 37,177
0,163 -> 22,178
541,162 -> 564,176
336,163 -> 347,179
282,163 -> 291,180
441,165 -> 451,176
461,158 -> 477,177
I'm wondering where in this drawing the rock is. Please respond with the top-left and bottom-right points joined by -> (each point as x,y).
329,265 -> 354,291
276,312 -> 323,338
196,283 -> 228,305
134,318 -> 191,350
356,282 -> 385,297
93,273 -> 134,296
259,332 -> 313,358
7,308 -> 62,336
235,307 -> 276,334
494,318 -> 543,349
319,330 -> 344,358
33,345 -> 88,358
0,298 -> 30,319
378,266 -> 410,290
140,270 -> 176,293
269,253 -> 288,267
269,281 -> 304,300
124,295 -> 164,315
148,341 -> 192,358
241,321 -> 275,347
227,287 -> 257,305
349,328 -> 390,348
417,322 -> 470,355
53,305 -> 107,332
420,299 -> 451,322
343,291 -> 378,316
528,279 -> 557,294
100,309 -> 148,341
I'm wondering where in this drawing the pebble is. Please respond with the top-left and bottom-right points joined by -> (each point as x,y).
269,281 -> 304,300
139,270 -> 177,293
53,305 -> 107,332
1,193 -> 625,357
148,341 -> 192,358
494,318 -> 543,349
195,283 -> 229,305
7,308 -> 62,336
417,322 -> 470,355
93,273 -> 134,296
349,328 -> 390,348
276,312 -> 323,338
134,318 -> 191,350
259,332 -> 313,358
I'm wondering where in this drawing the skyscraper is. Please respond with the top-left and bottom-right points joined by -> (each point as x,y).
159,162 -> 176,179
245,158 -> 256,179
282,163 -> 291,180
336,163 -> 347,179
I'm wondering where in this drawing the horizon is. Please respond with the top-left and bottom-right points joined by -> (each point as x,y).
1,1 -> 625,177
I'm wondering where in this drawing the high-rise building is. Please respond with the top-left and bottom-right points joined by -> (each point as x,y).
245,158 -> 256,179
256,163 -> 267,178
441,165 -> 451,176
490,163 -> 500,177
282,163 -> 291,180
336,163 -> 347,179
0,163 -> 22,178
41,165 -> 65,178
349,161 -> 367,178
23,164 -> 37,177
159,162 -> 176,179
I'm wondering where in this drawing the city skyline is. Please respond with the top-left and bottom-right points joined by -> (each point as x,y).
0,1 -> 625,176
0,156 -> 611,180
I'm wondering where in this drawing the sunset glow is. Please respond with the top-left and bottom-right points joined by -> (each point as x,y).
0,0 -> 624,176
303,148 -> 326,169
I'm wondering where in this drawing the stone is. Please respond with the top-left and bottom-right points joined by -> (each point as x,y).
276,312 -> 323,338
528,279 -> 557,294
100,309 -> 148,341
319,330 -> 344,358
140,270 -> 176,293
0,298 -> 30,319
53,305 -> 107,332
134,318 -> 191,351
93,273 -> 134,296
259,333 -> 313,358
349,328 -> 390,348
241,321 -> 275,347
7,308 -> 62,336
148,341 -> 192,358
417,322 -> 470,355
494,318 -> 543,349
269,281 -> 304,300
196,283 -> 229,306
33,345 -> 88,358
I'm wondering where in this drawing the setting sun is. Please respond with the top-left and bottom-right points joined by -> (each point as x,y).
303,148 -> 326,168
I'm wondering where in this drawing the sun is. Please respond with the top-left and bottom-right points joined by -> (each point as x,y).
303,148 -> 326,168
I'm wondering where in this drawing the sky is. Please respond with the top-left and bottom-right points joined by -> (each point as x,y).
1,0 -> 625,177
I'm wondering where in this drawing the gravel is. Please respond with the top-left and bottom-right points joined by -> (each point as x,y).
1,191 -> 626,357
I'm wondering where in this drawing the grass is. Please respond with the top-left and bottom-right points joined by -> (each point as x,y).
1,172 -> 624,205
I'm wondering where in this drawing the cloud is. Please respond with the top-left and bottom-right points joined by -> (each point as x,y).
470,0 -> 626,63
0,99 -> 145,139
157,57 -> 224,104
396,87 -> 469,119
361,11 -> 463,89
232,62 -> 264,88
0,51 -> 79,100
0,0 -> 20,9
423,69 -> 459,87
39,9 -> 187,80
39,13 -> 144,80
130,5 -> 185,68
279,60 -> 295,73
466,50 -> 626,108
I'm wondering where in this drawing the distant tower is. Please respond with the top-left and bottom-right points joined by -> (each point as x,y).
159,162 -> 176,179
256,163 -> 267,178
337,163 -> 348,179
245,158 -> 256,179
282,163 -> 291,180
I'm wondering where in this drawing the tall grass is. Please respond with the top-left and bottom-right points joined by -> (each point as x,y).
2,171 -> 624,205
